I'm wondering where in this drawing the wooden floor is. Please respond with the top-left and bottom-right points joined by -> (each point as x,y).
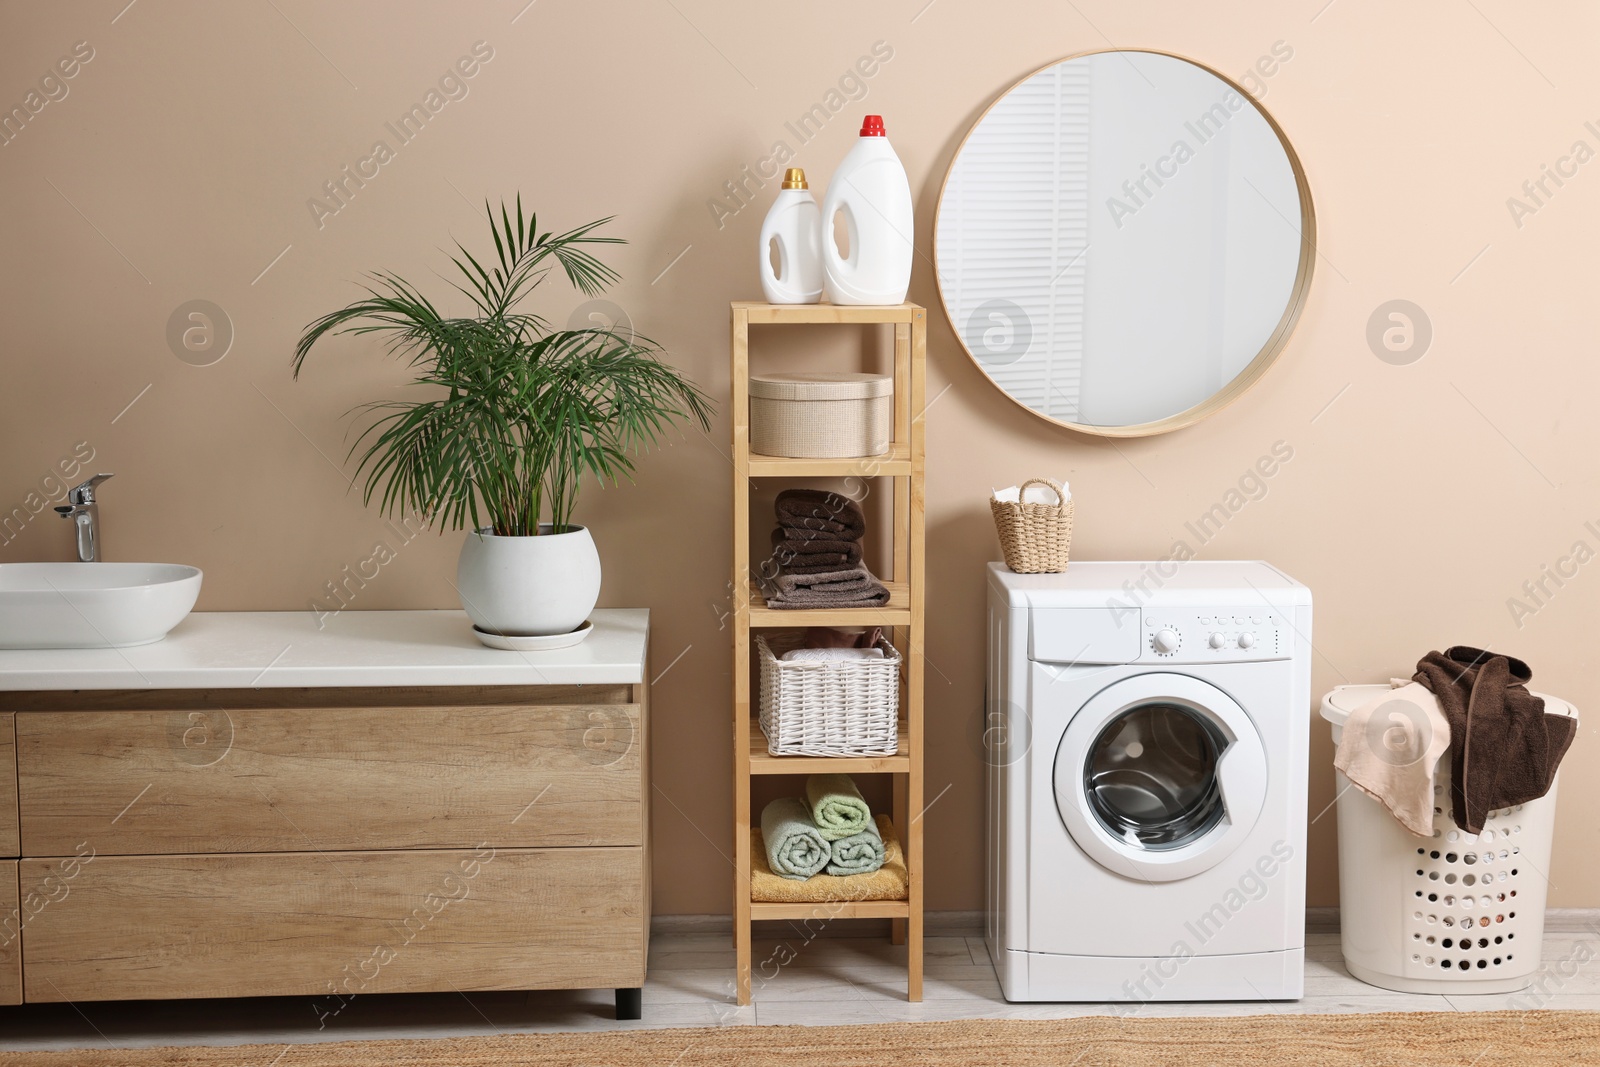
3,927 -> 1597,1051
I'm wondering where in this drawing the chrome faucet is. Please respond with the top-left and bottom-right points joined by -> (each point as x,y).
54,473 -> 113,562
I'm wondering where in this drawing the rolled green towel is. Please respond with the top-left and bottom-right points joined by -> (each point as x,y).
826,817 -> 886,876
805,773 -> 871,842
760,796 -> 829,880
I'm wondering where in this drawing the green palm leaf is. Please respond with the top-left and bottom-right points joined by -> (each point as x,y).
293,198 -> 713,534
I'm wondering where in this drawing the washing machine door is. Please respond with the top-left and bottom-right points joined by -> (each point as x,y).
1053,673 -> 1267,882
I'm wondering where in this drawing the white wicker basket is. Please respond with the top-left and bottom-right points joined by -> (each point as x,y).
757,632 -> 901,756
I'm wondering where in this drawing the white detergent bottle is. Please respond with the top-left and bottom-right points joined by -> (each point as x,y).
758,168 -> 823,304
821,115 -> 914,305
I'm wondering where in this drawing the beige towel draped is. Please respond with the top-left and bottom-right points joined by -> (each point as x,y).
1333,680 -> 1451,836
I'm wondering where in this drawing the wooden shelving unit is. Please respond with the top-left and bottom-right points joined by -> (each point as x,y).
729,300 -> 926,1005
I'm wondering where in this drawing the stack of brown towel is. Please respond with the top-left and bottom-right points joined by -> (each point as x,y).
764,489 -> 890,609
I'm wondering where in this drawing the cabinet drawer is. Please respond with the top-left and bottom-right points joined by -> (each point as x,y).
0,860 -> 17,1005
17,705 -> 640,855
0,713 -> 14,857
20,847 -> 644,1003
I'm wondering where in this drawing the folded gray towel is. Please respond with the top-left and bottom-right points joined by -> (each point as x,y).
766,581 -> 891,609
761,561 -> 891,609
775,525 -> 864,545
780,557 -> 860,575
769,529 -> 863,573
760,796 -> 829,879
775,489 -> 866,538
774,568 -> 874,595
826,817 -> 886,876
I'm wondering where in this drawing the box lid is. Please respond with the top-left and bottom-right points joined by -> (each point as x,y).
750,372 -> 893,401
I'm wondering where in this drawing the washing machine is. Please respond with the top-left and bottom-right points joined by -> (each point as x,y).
986,560 -> 1312,1002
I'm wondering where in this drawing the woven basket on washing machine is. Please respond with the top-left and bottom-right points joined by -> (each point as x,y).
990,478 -> 1073,574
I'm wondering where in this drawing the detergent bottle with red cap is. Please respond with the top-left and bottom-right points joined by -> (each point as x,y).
821,115 -> 914,305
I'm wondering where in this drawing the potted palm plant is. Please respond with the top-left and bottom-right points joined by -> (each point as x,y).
293,198 -> 712,645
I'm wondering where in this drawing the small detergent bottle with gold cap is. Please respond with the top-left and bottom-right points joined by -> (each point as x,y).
758,167 -> 823,304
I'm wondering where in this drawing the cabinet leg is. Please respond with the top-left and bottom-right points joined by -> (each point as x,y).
891,917 -> 907,946
615,987 -> 642,1021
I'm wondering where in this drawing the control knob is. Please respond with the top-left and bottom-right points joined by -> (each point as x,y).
1208,633 -> 1227,649
1238,632 -> 1256,649
1152,629 -> 1180,654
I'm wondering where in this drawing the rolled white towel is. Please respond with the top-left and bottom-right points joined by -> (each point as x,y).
993,479 -> 1070,505
781,647 -> 886,662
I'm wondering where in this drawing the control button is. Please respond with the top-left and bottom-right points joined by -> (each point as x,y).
1251,616 -> 1262,625
1198,617 -> 1211,625
1208,633 -> 1227,649
1152,629 -> 1181,654
1238,632 -> 1256,649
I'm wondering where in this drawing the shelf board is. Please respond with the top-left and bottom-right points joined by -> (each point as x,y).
746,581 -> 912,627
732,301 -> 923,325
748,720 -> 910,775
749,899 -> 909,920
747,442 -> 911,478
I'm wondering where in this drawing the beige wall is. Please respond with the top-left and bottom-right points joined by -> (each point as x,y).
3,1 -> 1598,914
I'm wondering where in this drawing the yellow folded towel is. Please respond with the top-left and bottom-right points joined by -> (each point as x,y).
751,815 -> 908,903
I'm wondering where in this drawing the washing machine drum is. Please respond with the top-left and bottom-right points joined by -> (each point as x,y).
1054,674 -> 1268,882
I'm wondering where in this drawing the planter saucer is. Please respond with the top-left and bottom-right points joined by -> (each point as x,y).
472,619 -> 593,651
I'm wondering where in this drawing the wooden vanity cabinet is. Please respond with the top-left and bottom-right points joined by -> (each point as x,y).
0,681 -> 649,1015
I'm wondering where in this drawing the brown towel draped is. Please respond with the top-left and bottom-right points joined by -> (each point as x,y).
1413,646 -> 1576,834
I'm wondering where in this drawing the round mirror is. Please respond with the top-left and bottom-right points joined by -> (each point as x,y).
935,50 -> 1314,436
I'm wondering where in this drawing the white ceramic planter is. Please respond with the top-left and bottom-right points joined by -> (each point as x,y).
455,524 -> 601,638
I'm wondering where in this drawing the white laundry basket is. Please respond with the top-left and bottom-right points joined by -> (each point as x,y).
1321,684 -> 1576,994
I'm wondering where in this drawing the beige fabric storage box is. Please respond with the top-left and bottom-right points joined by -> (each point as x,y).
749,372 -> 892,458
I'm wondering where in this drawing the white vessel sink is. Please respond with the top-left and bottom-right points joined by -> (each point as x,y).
0,563 -> 203,649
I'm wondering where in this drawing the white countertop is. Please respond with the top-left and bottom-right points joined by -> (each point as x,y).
0,608 -> 649,690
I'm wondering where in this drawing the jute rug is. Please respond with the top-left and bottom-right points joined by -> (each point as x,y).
4,1011 -> 1596,1066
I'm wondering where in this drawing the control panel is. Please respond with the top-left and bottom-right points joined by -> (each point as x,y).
1141,610 -> 1285,661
